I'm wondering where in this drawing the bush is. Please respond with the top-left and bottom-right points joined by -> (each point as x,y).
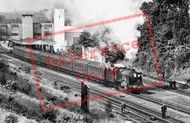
4,114 -> 18,123
0,60 -> 8,73
24,66 -> 31,74
90,109 -> 107,120
13,94 -> 41,115
39,119 -> 52,123
56,112 -> 81,123
83,114 -> 93,123
42,110 -> 57,123
0,73 -> 6,85
16,78 -> 31,94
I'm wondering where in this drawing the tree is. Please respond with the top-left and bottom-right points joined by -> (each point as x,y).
69,44 -> 83,57
0,28 -> 10,41
134,0 -> 190,78
78,31 -> 99,48
6,18 -> 21,23
102,43 -> 125,64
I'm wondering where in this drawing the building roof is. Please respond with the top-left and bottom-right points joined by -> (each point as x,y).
12,40 -> 55,45
32,40 -> 55,45
22,14 -> 33,17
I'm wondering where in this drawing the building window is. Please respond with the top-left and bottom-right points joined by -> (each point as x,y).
45,25 -> 52,28
1,25 -> 8,28
73,37 -> 79,44
11,33 -> 19,36
44,25 -> 52,30
11,25 -> 19,28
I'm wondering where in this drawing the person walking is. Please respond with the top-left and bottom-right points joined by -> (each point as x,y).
121,102 -> 126,113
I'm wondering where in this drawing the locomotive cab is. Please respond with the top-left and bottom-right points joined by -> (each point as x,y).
117,68 -> 143,93
129,71 -> 143,86
128,70 -> 143,93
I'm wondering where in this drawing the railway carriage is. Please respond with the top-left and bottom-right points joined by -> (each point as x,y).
38,52 -> 49,66
106,67 -> 119,82
33,50 -> 43,64
87,61 -> 106,80
73,59 -> 90,75
13,46 -> 31,61
59,56 -> 73,71
12,46 -> 143,93
45,54 -> 60,69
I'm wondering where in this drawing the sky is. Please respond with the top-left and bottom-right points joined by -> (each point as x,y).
0,0 -> 54,12
0,0 -> 151,58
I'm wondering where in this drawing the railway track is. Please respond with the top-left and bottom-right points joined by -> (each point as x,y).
42,71 -> 184,123
130,93 -> 190,114
0,50 -> 186,123
160,83 -> 190,98
174,89 -> 190,97
166,86 -> 190,98
143,74 -> 190,97
142,77 -> 190,111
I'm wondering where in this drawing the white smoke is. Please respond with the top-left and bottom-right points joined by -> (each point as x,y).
53,0 -> 151,58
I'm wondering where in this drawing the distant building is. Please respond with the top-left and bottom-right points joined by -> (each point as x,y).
0,24 -> 10,41
33,23 -> 54,41
10,23 -> 22,41
41,23 -> 54,41
33,23 -> 41,40
22,14 -> 33,40
53,9 -> 66,52
65,26 -> 83,50
0,9 -> 84,53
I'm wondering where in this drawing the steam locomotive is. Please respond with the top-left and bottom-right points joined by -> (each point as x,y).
12,46 -> 143,93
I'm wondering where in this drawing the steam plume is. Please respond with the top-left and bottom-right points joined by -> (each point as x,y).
53,0 -> 151,58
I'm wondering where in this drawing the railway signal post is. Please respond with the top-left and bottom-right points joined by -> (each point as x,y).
161,104 -> 167,118
81,82 -> 90,112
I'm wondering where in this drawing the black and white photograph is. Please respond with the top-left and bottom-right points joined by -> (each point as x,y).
0,0 -> 190,123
